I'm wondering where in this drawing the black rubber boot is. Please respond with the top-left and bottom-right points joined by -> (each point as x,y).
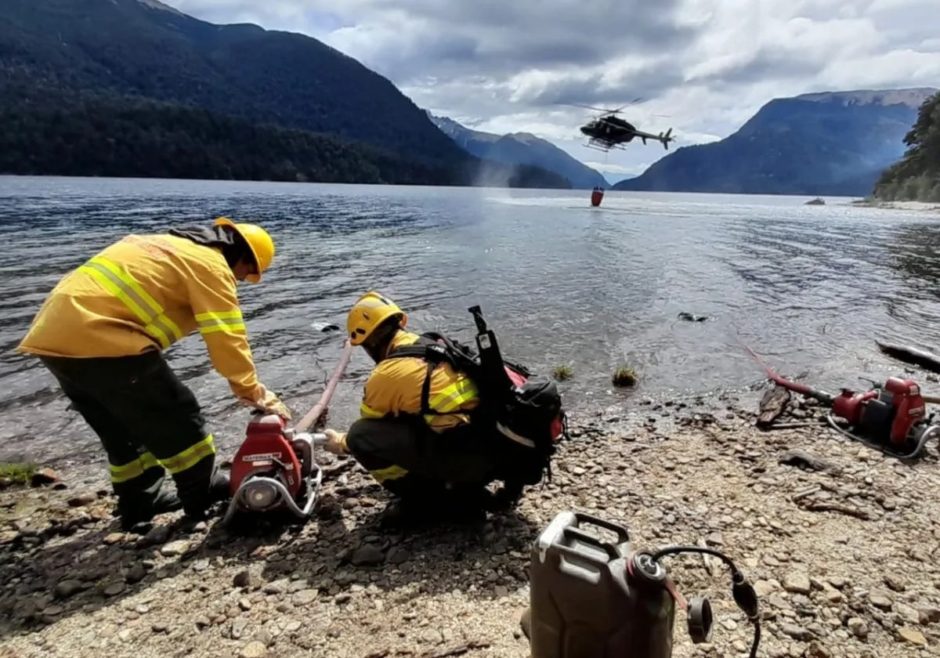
118,488 -> 182,531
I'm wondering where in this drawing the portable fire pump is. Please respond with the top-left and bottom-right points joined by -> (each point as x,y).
222,340 -> 352,525
221,414 -> 326,525
746,346 -> 940,458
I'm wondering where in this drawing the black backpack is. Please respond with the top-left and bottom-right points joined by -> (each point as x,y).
385,307 -> 567,485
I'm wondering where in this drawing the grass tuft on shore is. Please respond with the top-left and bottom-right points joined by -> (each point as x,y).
612,366 -> 638,387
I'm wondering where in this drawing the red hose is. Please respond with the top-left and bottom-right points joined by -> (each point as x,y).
741,344 -> 833,403
296,339 -> 353,432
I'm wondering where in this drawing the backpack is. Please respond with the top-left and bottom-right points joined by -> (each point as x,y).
385,306 -> 567,485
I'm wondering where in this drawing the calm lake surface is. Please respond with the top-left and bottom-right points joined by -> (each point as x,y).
2,176 -> 939,468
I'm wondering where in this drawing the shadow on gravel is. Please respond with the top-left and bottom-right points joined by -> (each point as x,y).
0,470 -> 542,641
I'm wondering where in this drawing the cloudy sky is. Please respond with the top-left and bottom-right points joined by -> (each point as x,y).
164,0 -> 939,183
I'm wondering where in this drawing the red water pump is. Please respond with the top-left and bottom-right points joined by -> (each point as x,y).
222,340 -> 354,525
746,346 -> 940,458
832,377 -> 926,447
222,413 -> 325,524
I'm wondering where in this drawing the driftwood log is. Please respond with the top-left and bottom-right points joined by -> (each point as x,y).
875,341 -> 940,402
876,340 -> 940,374
757,385 -> 791,428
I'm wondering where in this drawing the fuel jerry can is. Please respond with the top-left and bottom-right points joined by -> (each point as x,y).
526,511 -> 676,658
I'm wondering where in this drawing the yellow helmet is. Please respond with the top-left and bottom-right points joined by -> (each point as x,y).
347,291 -> 408,345
214,217 -> 274,283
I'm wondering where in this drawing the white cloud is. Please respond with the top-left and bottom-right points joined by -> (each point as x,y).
162,0 -> 940,177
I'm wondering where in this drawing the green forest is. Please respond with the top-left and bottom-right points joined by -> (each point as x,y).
874,91 -> 940,202
0,88 -> 569,188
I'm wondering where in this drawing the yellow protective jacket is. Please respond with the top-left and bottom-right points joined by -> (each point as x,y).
19,233 -> 275,406
360,331 -> 479,431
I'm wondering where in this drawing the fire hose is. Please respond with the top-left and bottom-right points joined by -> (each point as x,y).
296,339 -> 353,433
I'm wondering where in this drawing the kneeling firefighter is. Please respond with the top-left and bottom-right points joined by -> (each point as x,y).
323,291 -> 566,514
18,218 -> 291,529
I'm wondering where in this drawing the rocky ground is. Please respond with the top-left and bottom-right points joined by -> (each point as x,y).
2,392 -> 940,658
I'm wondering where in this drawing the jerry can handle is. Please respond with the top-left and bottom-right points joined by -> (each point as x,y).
573,511 -> 630,544
548,542 -> 615,582
562,527 -> 622,561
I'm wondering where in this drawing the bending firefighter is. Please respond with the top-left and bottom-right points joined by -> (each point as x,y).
324,291 -> 563,517
18,218 -> 290,529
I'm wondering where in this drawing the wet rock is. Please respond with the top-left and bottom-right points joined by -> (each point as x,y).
897,627 -> 927,646
53,579 -> 85,599
139,525 -> 171,547
351,544 -> 385,566
67,493 -> 97,507
30,468 -> 60,487
386,546 -> 409,565
124,564 -> 147,584
783,572 -> 811,595
103,581 -> 125,597
240,641 -> 267,658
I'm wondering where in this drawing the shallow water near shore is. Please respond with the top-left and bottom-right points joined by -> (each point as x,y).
2,176 -> 939,468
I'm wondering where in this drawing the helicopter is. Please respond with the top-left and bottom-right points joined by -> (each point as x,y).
575,102 -> 675,152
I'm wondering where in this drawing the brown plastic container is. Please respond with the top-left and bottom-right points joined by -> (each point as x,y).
526,511 -> 675,658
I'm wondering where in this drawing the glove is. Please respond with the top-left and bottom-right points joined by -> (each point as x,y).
243,387 -> 292,420
264,398 -> 292,420
323,428 -> 348,455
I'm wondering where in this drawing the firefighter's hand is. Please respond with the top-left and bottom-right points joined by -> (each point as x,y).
264,399 -> 292,420
323,429 -> 348,455
249,389 -> 292,420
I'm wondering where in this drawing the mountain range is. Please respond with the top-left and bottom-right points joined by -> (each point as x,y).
0,0 -> 931,195
614,89 -> 936,196
429,115 -> 608,189
0,0 -> 568,188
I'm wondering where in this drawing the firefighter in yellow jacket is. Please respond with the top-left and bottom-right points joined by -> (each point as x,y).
323,291 -> 516,516
18,218 -> 290,529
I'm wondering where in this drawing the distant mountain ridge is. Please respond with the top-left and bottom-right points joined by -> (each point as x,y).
430,114 -> 608,188
1,0 -> 461,162
0,0 -> 569,188
614,88 -> 937,196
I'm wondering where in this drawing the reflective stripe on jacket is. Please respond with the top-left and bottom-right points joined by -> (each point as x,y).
359,331 -> 479,431
19,234 -> 269,404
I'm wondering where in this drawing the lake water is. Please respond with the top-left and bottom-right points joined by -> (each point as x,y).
2,176 -> 939,468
